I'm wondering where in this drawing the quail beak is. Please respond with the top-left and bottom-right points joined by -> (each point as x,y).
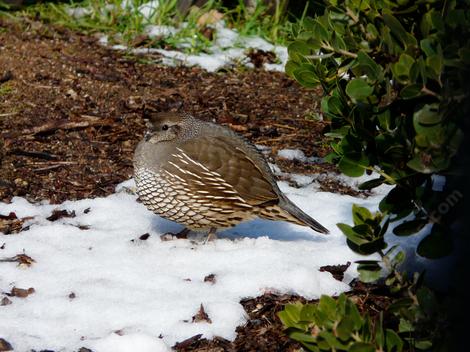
144,131 -> 152,141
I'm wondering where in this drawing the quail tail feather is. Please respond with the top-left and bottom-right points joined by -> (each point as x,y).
281,199 -> 329,234
258,200 -> 329,234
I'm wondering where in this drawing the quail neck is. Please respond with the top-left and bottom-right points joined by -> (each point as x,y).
133,112 -> 329,235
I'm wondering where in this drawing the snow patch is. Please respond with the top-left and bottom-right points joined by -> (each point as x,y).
277,148 -> 321,163
90,333 -> 170,352
0,179 -> 388,351
146,25 -> 178,38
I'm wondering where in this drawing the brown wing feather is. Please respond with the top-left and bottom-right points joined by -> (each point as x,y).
163,136 -> 278,206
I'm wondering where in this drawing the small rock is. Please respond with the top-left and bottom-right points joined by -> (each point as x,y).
160,234 -> 174,241
77,348 -> 93,352
203,274 -> 216,284
46,209 -> 76,222
66,88 -> 78,99
0,297 -> 12,306
192,304 -> 212,324
139,233 -> 150,240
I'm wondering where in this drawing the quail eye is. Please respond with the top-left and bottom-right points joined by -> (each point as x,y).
162,124 -> 169,131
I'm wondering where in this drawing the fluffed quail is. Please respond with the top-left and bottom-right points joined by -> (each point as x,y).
133,112 -> 329,240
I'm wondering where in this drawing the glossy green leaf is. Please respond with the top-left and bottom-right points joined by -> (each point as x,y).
349,342 -> 375,352
289,331 -> 316,343
391,53 -> 415,83
338,155 -> 367,177
398,318 -> 414,333
393,219 -> 428,236
352,204 -> 373,225
400,84 -> 422,99
385,329 -> 404,352
336,314 -> 355,341
417,224 -> 453,259
358,177 -> 385,190
414,339 -> 433,349
318,295 -> 337,320
321,95 -> 344,116
345,78 -> 374,101
300,304 -> 317,322
293,65 -> 320,88
357,261 -> 382,282
356,51 -> 382,81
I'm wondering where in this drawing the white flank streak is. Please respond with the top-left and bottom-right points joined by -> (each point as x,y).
167,161 -> 187,174
184,170 -> 203,180
164,170 -> 185,183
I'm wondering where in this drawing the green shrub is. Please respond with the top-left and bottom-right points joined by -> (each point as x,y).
279,0 -> 468,350
286,0 -> 467,264
279,294 -> 403,352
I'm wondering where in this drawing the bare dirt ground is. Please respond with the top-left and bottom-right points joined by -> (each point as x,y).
0,17 -> 380,351
0,17 -> 365,205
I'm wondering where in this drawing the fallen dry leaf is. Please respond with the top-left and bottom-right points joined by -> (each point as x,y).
46,209 -> 76,221
139,233 -> 150,240
192,304 -> 212,324
203,274 -> 216,284
319,261 -> 351,282
197,9 -> 223,27
0,297 -> 12,306
9,286 -> 35,298
0,212 -> 27,234
0,253 -> 36,267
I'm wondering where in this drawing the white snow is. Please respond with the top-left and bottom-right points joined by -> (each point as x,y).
91,332 -> 170,352
146,25 -> 178,38
0,177 -> 390,351
66,7 -> 92,18
99,19 -> 286,72
138,1 -> 160,20
129,23 -> 287,72
66,2 -> 288,72
277,148 -> 322,163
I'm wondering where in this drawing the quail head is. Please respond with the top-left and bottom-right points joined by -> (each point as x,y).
133,112 -> 329,239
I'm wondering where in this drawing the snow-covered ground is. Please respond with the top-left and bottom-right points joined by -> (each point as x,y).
0,174 -> 391,351
70,0 -> 289,72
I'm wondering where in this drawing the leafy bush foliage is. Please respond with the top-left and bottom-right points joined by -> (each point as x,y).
287,0 -> 467,262
278,294 -> 403,352
279,0 -> 467,350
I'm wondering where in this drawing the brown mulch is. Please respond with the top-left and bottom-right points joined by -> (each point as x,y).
0,17 -> 373,351
172,279 -> 395,352
0,17 -> 364,205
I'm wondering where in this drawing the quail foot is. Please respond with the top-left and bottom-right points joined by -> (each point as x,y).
133,112 -> 329,242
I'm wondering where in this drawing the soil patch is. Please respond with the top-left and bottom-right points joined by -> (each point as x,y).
0,17 -> 364,205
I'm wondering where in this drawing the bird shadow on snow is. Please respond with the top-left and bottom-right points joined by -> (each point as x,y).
149,216 -> 328,243
222,219 -> 329,242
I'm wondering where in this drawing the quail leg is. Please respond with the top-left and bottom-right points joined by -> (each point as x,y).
175,227 -> 190,239
203,227 -> 218,244
160,227 -> 190,241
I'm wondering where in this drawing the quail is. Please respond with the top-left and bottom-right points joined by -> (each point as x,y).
133,112 -> 329,240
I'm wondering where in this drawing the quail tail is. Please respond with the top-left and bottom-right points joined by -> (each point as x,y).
281,198 -> 329,234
